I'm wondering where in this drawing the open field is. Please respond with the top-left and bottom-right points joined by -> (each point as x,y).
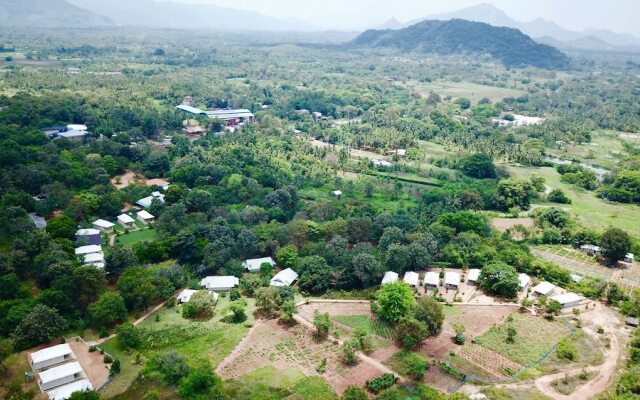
332,314 -> 395,339
408,80 -> 527,103
114,228 -> 158,247
547,129 -> 628,170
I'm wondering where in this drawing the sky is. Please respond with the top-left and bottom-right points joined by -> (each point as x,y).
173,0 -> 640,34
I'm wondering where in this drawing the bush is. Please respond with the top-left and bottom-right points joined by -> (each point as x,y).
229,288 -> 241,301
557,337 -> 577,361
103,354 -> 114,363
110,359 -> 121,377
548,189 -> 572,204
115,323 -> 141,349
341,385 -> 368,400
340,340 -> 359,366
366,373 -> 397,394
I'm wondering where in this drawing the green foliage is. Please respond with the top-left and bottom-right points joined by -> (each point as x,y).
459,153 -> 497,179
413,295 -> 444,335
12,304 -> 68,349
389,350 -> 430,380
89,292 -> 127,328
478,262 -> 520,298
178,365 -> 224,400
395,317 -> 427,349
341,386 -> 368,400
222,299 -> 248,323
313,311 -> 332,340
365,373 -> 398,394
68,390 -> 101,400
340,340 -> 359,366
548,189 -> 572,204
376,281 -> 415,323
182,291 -> 216,320
556,337 -> 577,361
600,227 -> 632,262
453,323 -> 466,345
115,323 -> 141,350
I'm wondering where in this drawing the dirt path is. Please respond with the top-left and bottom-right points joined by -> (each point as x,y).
111,170 -> 138,189
95,298 -> 170,344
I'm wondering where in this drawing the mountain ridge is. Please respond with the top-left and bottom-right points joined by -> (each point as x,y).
0,0 -> 115,28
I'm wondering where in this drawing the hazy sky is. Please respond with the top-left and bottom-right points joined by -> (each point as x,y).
174,0 -> 640,34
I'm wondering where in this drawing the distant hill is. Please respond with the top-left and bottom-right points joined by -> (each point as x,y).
0,0 -> 114,28
351,19 -> 570,69
67,0 -> 316,32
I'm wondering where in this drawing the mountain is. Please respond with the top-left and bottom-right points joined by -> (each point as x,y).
350,19 -> 570,69
376,18 -> 404,30
408,3 -> 515,29
0,0 -> 114,28
67,0 -> 316,31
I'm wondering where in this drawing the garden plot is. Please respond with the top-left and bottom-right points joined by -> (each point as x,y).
297,300 -> 372,322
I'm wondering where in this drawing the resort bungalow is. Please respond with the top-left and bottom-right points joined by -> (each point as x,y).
242,257 -> 276,273
76,229 -> 101,246
580,244 -> 602,256
177,289 -> 218,304
270,268 -> 299,287
117,213 -> 135,227
532,281 -> 556,297
47,379 -> 93,400
444,272 -> 460,290
38,361 -> 84,391
91,219 -> 115,233
424,271 -> 439,289
136,210 -> 155,224
83,252 -> 105,266
74,245 -> 102,256
175,105 -> 255,127
550,292 -> 584,309
403,271 -> 419,288
467,269 -> 481,284
136,191 -> 165,208
381,271 -> 399,285
30,344 -> 74,370
200,276 -> 240,292
332,190 -> 343,198
518,273 -> 531,291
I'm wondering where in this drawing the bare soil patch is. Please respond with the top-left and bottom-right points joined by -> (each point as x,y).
297,300 -> 372,322
111,170 -> 140,189
67,338 -> 110,389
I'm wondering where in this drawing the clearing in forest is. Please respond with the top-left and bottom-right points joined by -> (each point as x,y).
408,80 -> 526,103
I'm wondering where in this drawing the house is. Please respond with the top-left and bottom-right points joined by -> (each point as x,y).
28,213 -> 47,230
55,130 -> 87,141
403,271 -> 419,288
625,253 -> 635,263
242,257 -> 276,273
372,159 -> 393,168
117,213 -> 135,227
424,271 -> 439,288
83,252 -> 105,265
550,292 -> 584,309
38,361 -> 84,391
467,269 -> 481,284
47,379 -> 93,400
177,289 -> 218,304
200,276 -> 240,292
30,344 -> 74,370
92,219 -> 115,232
136,210 -> 155,224
444,272 -> 460,289
176,105 -> 255,126
332,190 -> 343,198
270,268 -> 299,287
625,317 -> 639,327
580,244 -> 602,256
518,273 -> 531,291
532,281 -> 556,297
76,229 -> 101,246
75,245 -> 102,256
381,271 -> 399,285
136,191 -> 165,208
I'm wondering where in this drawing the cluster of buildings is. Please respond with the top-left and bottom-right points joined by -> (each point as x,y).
29,344 -> 93,400
531,281 -> 585,309
75,230 -> 105,269
42,124 -> 89,141
176,103 -> 255,128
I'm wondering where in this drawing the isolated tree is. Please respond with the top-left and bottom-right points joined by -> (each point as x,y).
506,325 -> 517,344
453,323 -> 466,345
222,299 -> 248,323
459,153 -> 496,179
182,291 -> 216,319
280,300 -> 297,323
12,304 -> 68,349
313,311 -> 332,340
89,292 -> 127,328
478,262 -> 520,298
413,296 -> 444,335
600,227 -> 632,263
376,281 -> 415,322
547,189 -> 572,204
395,317 -> 427,349
340,340 -> 359,366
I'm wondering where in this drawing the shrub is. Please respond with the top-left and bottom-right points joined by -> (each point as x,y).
557,338 -> 577,361
110,359 -> 121,377
366,373 -> 397,394
103,354 -> 113,363
341,386 -> 368,400
548,189 -> 572,204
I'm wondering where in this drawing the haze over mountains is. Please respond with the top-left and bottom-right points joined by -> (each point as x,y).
0,0 -> 114,28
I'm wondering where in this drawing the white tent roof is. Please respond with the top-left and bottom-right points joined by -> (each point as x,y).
74,245 -> 102,255
381,271 -> 399,285
83,253 -> 105,263
117,214 -> 135,224
92,219 -> 114,229
550,292 -> 583,305
270,268 -> 299,287
403,271 -> 419,287
424,271 -> 439,286
532,281 -> 556,296
39,361 -> 83,384
445,271 -> 460,286
332,190 -> 343,196
76,229 -> 100,236
47,379 -> 93,400
242,257 -> 276,272
137,210 -> 154,220
518,273 -> 531,289
467,269 -> 481,282
200,276 -> 240,290
31,344 -> 72,366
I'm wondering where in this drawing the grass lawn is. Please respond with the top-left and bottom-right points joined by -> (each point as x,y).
291,376 -> 338,400
298,185 -> 419,213
114,228 -> 158,247
473,313 -> 572,366
547,129 -> 628,170
409,80 -> 526,103
505,164 -> 640,237
332,315 -> 395,339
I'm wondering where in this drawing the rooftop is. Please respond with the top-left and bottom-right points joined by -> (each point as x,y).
424,271 -> 439,286
117,214 -> 135,224
200,276 -> 240,289
76,229 -> 100,236
270,268 -> 299,287
532,281 -> 556,295
242,257 -> 276,272
403,271 -> 419,287
445,271 -> 460,286
381,271 -> 399,285
47,379 -> 93,400
92,219 -> 115,229
74,245 -> 102,255
30,344 -> 72,365
39,361 -> 83,384
137,210 -> 154,220
550,292 -> 583,305
467,269 -> 481,282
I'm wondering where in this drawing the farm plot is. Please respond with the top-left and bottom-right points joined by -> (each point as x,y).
457,343 -> 524,378
531,248 -> 613,280
297,300 -> 372,321
473,313 -> 572,367
333,315 -> 395,339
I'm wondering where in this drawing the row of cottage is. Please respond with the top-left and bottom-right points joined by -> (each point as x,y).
29,343 -> 94,400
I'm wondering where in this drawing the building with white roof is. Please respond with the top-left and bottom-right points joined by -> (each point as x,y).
47,379 -> 93,400
532,281 -> 556,297
550,292 -> 584,309
403,271 -> 419,288
332,190 -> 343,197
372,159 -> 393,168
76,229 -> 100,236
444,271 -> 460,289
242,257 -> 276,273
270,268 -> 299,287
580,244 -> 601,256
467,269 -> 481,284
117,213 -> 135,227
136,210 -> 155,224
66,124 -> 88,131
381,271 -> 399,285
30,344 -> 74,370
74,245 -> 102,256
424,271 -> 439,288
38,361 -> 84,391
200,276 -> 240,292
83,252 -> 105,265
92,219 -> 115,232
625,253 -> 635,263
518,273 -> 531,290
177,289 -> 218,304
136,191 -> 165,208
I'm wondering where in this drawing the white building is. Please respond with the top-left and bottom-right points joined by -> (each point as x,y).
444,272 -> 460,289
467,269 -> 481,284
532,281 -> 556,297
30,344 -> 74,370
332,190 -> 343,197
381,271 -> 399,285
403,271 -> 419,288
625,253 -> 635,263
580,244 -> 602,256
200,276 -> 240,292
47,379 -> 93,400
177,289 -> 218,304
136,191 -> 165,208
38,361 -> 84,391
550,292 -> 584,309
136,210 -> 155,224
117,214 -> 135,227
74,245 -> 102,256
83,252 -> 105,266
270,268 -> 299,287
372,159 -> 393,168
424,271 -> 439,288
242,257 -> 276,273
518,273 -> 531,291
91,219 -> 114,232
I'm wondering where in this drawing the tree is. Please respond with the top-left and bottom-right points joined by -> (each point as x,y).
106,246 -> 138,276
12,304 -> 68,349
453,323 -> 466,345
68,391 -> 101,400
298,256 -> 332,293
276,245 -> 298,270
313,311 -> 331,340
280,300 -> 297,323
341,386 -> 368,400
178,365 -> 224,400
413,297 -> 444,335
115,323 -> 141,349
376,282 -> 415,322
352,253 -> 384,288
600,227 -> 632,263
340,340 -> 359,366
0,339 -> 13,370
506,325 -> 517,344
401,351 -> 429,380
46,214 -> 76,239
548,189 -> 572,204
478,262 -> 520,298
395,317 -> 427,349
378,227 -> 405,252
254,287 -> 281,317
182,291 -> 216,319
497,177 -> 536,210
545,300 -> 562,318
222,299 -> 247,323
459,153 -> 497,179
384,244 -> 412,274
89,292 -> 127,328
146,351 -> 190,385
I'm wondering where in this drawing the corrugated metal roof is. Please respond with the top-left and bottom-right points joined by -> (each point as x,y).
403,271 -> 419,287
39,361 -> 83,384
242,257 -> 275,272
381,271 -> 399,285
467,269 -> 481,282
424,271 -> 439,286
200,276 -> 240,290
270,268 -> 299,287
31,344 -> 72,365
47,379 -> 93,400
